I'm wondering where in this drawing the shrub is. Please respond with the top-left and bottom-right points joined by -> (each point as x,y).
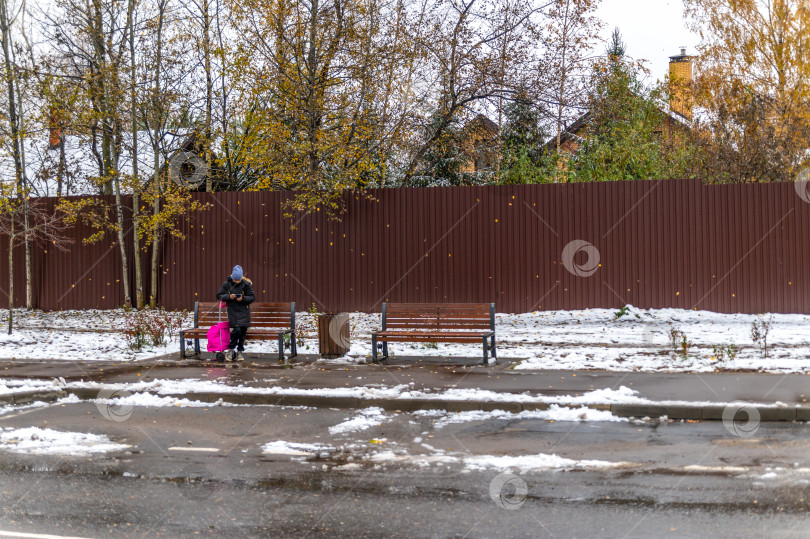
751,315 -> 773,359
711,344 -> 737,363
123,308 -> 187,350
669,327 -> 690,359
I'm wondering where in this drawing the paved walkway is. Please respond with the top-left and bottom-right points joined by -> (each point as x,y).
3,354 -> 810,420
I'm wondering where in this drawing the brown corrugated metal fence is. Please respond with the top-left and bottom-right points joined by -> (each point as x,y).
1,179 -> 808,313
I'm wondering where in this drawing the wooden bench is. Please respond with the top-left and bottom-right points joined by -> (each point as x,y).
180,302 -> 298,362
371,303 -> 496,365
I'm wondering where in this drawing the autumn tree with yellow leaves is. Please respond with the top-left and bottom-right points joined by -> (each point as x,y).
685,0 -> 810,182
228,0 -> 420,217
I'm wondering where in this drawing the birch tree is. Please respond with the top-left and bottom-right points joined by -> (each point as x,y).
46,0 -> 134,306
230,0 -> 421,216
0,187 -> 70,333
400,0 -> 548,186
0,0 -> 34,309
541,0 -> 602,151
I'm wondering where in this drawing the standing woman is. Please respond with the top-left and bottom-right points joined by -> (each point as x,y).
216,265 -> 255,361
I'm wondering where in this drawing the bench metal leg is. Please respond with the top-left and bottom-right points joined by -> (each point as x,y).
383,342 -> 389,359
490,335 -> 496,359
290,332 -> 297,358
278,334 -> 285,364
482,336 -> 489,365
180,331 -> 185,358
371,334 -> 378,363
194,338 -> 200,356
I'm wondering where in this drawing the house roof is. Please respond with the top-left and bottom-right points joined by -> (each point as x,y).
543,112 -> 591,152
464,114 -> 499,137
543,104 -> 691,153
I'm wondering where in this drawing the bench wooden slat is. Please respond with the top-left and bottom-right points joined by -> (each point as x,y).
377,330 -> 493,337
387,308 -> 491,313
197,313 -> 292,319
385,303 -> 492,310
385,323 -> 492,330
385,317 -> 492,323
181,329 -> 208,336
386,316 -> 489,321
180,301 -> 298,362
388,309 -> 489,317
197,317 -> 291,325
372,302 -> 495,364
196,302 -> 293,311
376,336 -> 489,343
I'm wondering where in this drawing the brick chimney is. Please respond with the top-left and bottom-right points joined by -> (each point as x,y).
668,47 -> 693,121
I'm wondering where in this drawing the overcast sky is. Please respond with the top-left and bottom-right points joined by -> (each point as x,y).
596,0 -> 699,83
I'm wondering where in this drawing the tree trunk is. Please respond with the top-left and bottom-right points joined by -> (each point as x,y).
24,206 -> 31,309
0,0 -> 25,204
215,0 -> 230,187
127,0 -> 143,309
12,71 -> 32,310
7,224 -> 13,335
57,140 -> 65,196
555,2 -> 569,155
91,0 -> 113,196
149,4 -> 165,308
133,193 -> 143,308
150,194 -> 159,307
113,177 -> 132,308
305,0 -> 321,177
203,0 -> 213,192
1,0 -> 28,315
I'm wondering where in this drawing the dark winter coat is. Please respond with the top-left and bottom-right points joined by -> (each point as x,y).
216,276 -> 256,327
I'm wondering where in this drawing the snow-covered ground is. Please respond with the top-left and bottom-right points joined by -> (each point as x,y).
2,306 -> 810,372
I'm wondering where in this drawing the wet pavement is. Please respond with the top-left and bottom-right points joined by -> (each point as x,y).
3,356 -> 810,536
1,400 -> 810,537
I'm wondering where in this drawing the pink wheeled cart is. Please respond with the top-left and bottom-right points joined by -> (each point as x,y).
206,301 -> 230,362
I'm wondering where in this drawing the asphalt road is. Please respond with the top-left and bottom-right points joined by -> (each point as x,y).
1,400 -> 810,537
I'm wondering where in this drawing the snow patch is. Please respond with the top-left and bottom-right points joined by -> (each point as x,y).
329,408 -> 388,435
367,449 -> 632,472
95,392 -> 237,408
462,453 -> 633,473
0,427 -> 130,456
432,405 -> 626,428
262,441 -> 335,456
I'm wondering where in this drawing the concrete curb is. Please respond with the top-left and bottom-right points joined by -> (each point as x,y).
0,390 -> 66,405
609,404 -> 805,421
60,388 -> 810,420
